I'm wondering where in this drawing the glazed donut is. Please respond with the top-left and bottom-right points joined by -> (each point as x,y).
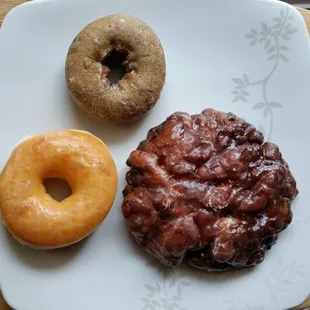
0,130 -> 118,249
66,14 -> 166,122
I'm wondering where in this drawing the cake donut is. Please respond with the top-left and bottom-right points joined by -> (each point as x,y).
66,14 -> 166,122
0,130 -> 118,249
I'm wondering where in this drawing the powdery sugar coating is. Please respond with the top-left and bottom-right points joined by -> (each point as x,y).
122,109 -> 298,271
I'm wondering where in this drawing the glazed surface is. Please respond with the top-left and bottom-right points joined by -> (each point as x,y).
123,109 -> 298,271
0,130 -> 118,248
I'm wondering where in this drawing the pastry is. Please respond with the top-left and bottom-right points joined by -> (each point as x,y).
66,14 -> 166,122
0,130 -> 118,249
122,109 -> 298,271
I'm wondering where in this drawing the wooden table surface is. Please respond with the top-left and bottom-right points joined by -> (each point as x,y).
0,0 -> 310,309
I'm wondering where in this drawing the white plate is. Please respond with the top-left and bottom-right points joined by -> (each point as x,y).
0,0 -> 310,309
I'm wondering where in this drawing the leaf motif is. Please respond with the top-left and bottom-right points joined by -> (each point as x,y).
161,298 -> 167,302
272,23 -> 282,29
280,45 -> 289,51
147,292 -> 155,298
264,39 -> 271,50
180,281 -> 191,287
142,298 -> 150,303
269,101 -> 283,108
288,14 -> 294,20
250,39 -> 258,46
231,91 -> 239,95
145,284 -> 156,293
172,296 -> 182,301
233,96 -> 240,103
241,90 -> 250,96
163,304 -> 170,310
264,108 -> 269,117
273,17 -> 282,22
253,102 -> 265,110
279,54 -> 289,62
245,34 -> 254,39
251,28 -> 258,35
297,263 -> 304,270
260,31 -> 268,37
267,54 -> 277,61
267,46 -> 277,54
152,300 -> 161,307
294,264 -> 304,276
286,27 -> 298,35
295,270 -> 304,276
232,78 -> 244,85
243,74 -> 249,84
240,96 -> 247,102
290,260 -> 297,269
262,22 -> 268,32
236,85 -> 243,89
172,303 -> 180,307
259,37 -> 267,43
285,23 -> 292,30
271,30 -> 280,36
282,33 -> 291,40
280,9 -> 285,18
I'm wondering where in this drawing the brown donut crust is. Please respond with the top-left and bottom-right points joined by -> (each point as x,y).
122,109 -> 298,271
65,14 -> 166,122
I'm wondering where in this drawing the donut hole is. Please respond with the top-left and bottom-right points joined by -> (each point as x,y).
43,178 -> 72,202
103,49 -> 129,84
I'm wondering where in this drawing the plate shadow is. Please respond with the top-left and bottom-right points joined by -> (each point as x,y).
66,89 -> 151,146
124,227 -> 255,284
5,229 -> 91,270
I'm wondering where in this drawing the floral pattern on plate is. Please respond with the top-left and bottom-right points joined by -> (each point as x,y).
231,7 -> 298,140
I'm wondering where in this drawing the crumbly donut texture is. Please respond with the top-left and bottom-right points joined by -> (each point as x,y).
0,130 -> 118,249
122,109 -> 298,271
66,14 -> 166,122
